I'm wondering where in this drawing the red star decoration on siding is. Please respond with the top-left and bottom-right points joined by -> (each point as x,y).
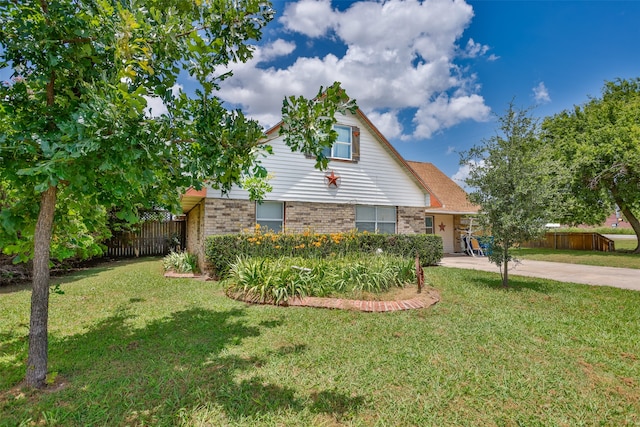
325,170 -> 340,188
439,222 -> 446,231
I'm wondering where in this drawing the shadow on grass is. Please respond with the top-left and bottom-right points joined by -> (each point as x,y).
468,275 -> 559,294
1,303 -> 365,424
429,264 -> 560,294
0,257 -> 166,295
1,265 -> 114,295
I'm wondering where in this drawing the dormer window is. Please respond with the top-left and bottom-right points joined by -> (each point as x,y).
323,125 -> 352,160
315,125 -> 360,163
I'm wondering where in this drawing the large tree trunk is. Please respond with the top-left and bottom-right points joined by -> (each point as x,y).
618,205 -> 640,254
25,185 -> 57,388
611,190 -> 640,253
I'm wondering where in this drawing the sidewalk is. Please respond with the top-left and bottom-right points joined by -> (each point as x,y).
439,255 -> 640,291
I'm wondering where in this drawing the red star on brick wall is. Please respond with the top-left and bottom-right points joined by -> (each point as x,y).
439,222 -> 446,231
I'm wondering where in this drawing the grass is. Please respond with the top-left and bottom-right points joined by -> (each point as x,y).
512,236 -> 640,269
1,258 -> 639,426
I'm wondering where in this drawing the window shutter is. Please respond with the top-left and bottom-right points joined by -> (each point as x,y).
351,126 -> 360,162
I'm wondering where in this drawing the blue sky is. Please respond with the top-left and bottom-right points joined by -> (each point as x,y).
3,1 -> 639,184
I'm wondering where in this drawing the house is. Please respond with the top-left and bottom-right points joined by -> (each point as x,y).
180,108 -> 478,266
405,161 -> 480,253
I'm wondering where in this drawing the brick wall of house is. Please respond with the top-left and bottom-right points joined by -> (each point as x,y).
185,202 -> 206,270
284,201 -> 355,233
397,206 -> 426,234
196,199 -> 428,237
203,198 -> 255,235
185,202 -> 200,254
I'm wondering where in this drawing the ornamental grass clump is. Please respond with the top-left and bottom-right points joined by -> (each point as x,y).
226,254 -> 416,304
162,251 -> 199,274
227,257 -> 311,304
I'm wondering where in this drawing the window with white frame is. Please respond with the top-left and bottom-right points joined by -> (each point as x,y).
322,125 -> 352,160
256,202 -> 283,232
355,205 -> 396,234
425,216 -> 434,234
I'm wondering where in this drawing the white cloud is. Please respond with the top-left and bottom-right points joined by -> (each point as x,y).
452,159 -> 484,189
365,110 -> 403,139
260,39 -> 296,61
216,0 -> 491,139
144,96 -> 168,117
143,84 -> 183,117
280,0 -> 336,38
462,38 -> 489,58
413,94 -> 490,138
533,81 -> 551,104
446,146 -> 456,155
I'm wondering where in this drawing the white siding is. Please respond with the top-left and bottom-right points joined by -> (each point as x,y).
214,113 -> 427,207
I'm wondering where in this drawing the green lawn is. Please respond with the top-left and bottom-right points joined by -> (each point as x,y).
1,258 -> 639,426
512,237 -> 640,269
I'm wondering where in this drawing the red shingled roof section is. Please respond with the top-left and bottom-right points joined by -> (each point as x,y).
406,161 -> 480,214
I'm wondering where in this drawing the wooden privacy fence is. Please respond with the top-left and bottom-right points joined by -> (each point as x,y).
105,220 -> 186,258
522,232 -> 615,252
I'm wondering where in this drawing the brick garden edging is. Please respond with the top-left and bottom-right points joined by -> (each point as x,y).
164,272 -> 441,312
164,271 -> 201,278
228,288 -> 440,312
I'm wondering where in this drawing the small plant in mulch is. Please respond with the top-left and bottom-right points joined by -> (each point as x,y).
162,251 -> 199,275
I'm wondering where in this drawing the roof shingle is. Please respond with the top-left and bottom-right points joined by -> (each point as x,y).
407,161 -> 479,214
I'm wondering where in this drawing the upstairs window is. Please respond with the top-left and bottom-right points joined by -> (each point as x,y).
323,125 -> 352,160
355,205 -> 396,234
317,125 -> 360,162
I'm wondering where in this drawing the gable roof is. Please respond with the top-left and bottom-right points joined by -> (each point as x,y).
406,161 -> 479,215
265,109 -> 443,209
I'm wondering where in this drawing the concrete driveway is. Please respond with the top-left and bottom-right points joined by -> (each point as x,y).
439,255 -> 640,291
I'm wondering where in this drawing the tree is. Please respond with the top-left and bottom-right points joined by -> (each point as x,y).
460,102 -> 558,287
542,78 -> 640,253
0,0 -> 355,388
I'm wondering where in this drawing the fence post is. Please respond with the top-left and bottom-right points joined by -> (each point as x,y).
415,254 -> 424,294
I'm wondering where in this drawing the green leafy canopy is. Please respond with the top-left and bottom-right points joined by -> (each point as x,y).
0,0 -> 356,388
0,0 -> 355,261
542,78 -> 640,252
460,102 -> 561,286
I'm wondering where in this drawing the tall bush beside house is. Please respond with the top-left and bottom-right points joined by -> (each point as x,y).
205,229 -> 442,278
357,233 -> 442,265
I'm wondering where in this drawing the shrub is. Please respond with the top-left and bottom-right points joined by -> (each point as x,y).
162,251 -> 199,274
226,254 -> 418,304
205,227 -> 442,278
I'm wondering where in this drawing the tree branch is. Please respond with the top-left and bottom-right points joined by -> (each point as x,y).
176,25 -> 210,39
61,36 -> 96,44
